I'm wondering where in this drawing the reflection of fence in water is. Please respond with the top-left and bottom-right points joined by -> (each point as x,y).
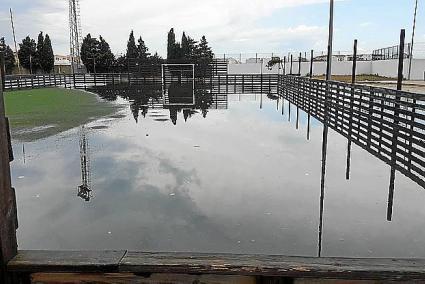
280,75 -> 425,189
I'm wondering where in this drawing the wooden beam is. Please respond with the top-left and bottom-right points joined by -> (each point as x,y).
7,250 -> 126,273
0,54 -> 18,284
120,252 -> 425,281
8,250 -> 425,280
31,272 -> 256,284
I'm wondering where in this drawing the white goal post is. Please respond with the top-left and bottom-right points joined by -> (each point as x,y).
161,64 -> 195,106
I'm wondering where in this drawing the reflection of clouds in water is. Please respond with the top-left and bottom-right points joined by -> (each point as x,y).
10,97 -> 425,257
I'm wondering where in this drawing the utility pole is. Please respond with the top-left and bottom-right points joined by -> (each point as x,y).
9,8 -> 21,74
318,0 -> 334,259
408,0 -> 418,80
326,0 -> 334,81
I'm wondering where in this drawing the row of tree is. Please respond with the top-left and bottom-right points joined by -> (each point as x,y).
167,28 -> 213,62
17,32 -> 54,73
81,31 -> 163,73
2,29 -> 214,75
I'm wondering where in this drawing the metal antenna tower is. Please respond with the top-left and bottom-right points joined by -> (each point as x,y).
69,0 -> 83,73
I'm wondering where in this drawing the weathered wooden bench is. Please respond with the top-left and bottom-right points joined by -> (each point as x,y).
5,250 -> 425,283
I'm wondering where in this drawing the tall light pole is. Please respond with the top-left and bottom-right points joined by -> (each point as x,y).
318,0 -> 334,258
408,0 -> 418,80
326,0 -> 334,81
9,8 -> 21,74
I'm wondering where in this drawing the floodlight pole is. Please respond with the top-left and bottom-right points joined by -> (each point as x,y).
9,8 -> 21,74
318,0 -> 334,259
408,0 -> 418,80
326,0 -> 334,81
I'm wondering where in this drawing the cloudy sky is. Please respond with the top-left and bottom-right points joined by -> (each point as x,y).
0,0 -> 423,57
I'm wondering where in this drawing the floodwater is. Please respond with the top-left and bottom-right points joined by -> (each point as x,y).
10,88 -> 425,258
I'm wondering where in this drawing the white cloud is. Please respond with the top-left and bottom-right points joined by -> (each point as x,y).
1,0 -> 334,56
359,22 -> 373,27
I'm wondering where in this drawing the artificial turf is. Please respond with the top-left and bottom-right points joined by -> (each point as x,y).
4,87 -> 119,141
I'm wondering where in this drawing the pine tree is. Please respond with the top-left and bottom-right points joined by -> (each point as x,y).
167,28 -> 176,59
187,36 -> 198,59
35,32 -> 45,72
97,36 -> 115,72
0,38 -> 15,74
113,55 -> 127,73
181,32 -> 190,59
126,30 -> 138,60
41,34 -> 54,73
148,52 -> 162,64
136,36 -> 150,60
81,33 -> 99,73
18,36 -> 37,71
198,36 -> 213,60
167,28 -> 182,60
174,41 -> 181,60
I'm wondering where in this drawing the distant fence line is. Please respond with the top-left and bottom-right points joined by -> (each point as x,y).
3,73 -> 279,95
216,43 -> 425,64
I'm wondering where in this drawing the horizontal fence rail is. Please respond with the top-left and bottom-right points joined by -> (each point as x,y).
279,75 -> 425,188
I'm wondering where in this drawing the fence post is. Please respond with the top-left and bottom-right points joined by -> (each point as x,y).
0,63 -> 18,284
346,40 -> 357,180
387,29 -> 405,222
0,55 -> 5,91
290,54 -> 293,75
307,50 -> 314,140
298,52 -> 302,75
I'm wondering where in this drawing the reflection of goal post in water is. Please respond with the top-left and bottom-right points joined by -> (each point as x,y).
161,64 -> 195,106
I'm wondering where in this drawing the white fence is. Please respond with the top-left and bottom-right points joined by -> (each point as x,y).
228,59 -> 425,80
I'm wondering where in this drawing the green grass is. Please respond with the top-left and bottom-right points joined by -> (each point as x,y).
4,87 -> 119,141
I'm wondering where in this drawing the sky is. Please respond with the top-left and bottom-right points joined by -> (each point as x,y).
0,0 -> 424,57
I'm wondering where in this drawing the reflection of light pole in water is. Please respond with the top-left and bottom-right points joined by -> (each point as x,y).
318,0 -> 334,258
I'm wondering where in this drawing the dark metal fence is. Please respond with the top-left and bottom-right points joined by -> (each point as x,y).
279,75 -> 425,188
4,73 -> 279,95
372,44 -> 412,60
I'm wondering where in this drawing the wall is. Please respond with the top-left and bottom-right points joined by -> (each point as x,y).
229,59 -> 425,80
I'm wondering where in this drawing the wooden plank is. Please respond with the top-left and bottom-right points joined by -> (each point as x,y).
0,56 -> 18,284
30,272 -> 255,284
8,250 -> 126,273
120,252 -> 425,281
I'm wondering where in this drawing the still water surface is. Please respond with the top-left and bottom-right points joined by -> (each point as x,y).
11,93 -> 425,257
